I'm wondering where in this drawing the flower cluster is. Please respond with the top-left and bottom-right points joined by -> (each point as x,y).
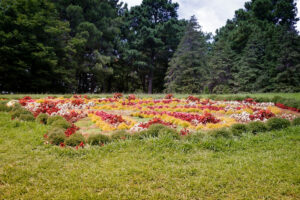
65,124 -> 80,137
138,118 -> 174,129
15,94 -> 300,135
89,111 -> 136,131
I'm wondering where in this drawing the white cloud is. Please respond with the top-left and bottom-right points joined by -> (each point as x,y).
123,0 -> 300,33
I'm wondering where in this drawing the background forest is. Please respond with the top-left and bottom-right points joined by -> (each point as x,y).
0,0 -> 299,94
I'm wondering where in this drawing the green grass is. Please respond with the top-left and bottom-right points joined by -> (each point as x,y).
0,112 -> 300,199
1,93 -> 300,100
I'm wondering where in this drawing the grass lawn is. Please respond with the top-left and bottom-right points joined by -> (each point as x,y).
0,111 -> 300,199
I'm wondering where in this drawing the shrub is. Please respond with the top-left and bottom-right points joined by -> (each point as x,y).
158,127 -> 180,139
292,117 -> 300,126
209,129 -> 232,138
65,133 -> 85,146
230,123 -> 247,136
47,128 -> 66,145
11,108 -> 32,119
47,115 -> 65,125
51,119 -> 72,129
87,134 -> 111,145
184,132 -> 205,142
247,121 -> 267,134
266,118 -> 290,131
272,96 -> 284,103
142,124 -> 167,138
19,113 -> 35,122
111,130 -> 131,141
10,103 -> 22,111
36,113 -> 48,124
0,103 -> 11,112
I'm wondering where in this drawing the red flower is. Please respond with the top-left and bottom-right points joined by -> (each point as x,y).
60,143 -> 65,147
187,96 -> 199,102
65,124 -> 80,137
43,134 -> 48,139
79,141 -> 84,148
114,93 -> 123,99
128,94 -> 136,101
139,118 -> 174,129
244,98 -> 255,104
165,94 -> 173,99
180,128 -> 190,136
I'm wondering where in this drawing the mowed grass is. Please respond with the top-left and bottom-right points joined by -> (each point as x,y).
1,93 -> 300,100
0,112 -> 300,199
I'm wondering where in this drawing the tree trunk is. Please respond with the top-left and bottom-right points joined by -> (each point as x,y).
148,69 -> 153,94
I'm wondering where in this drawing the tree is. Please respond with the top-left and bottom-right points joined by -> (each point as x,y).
0,0 -> 71,93
125,0 -> 186,93
209,0 -> 300,93
164,16 -> 210,93
52,0 -> 124,93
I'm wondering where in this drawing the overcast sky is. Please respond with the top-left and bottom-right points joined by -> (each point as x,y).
123,0 -> 300,34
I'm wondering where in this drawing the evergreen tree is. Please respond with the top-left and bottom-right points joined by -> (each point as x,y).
0,0 -> 70,93
164,16 -> 210,93
125,0 -> 185,93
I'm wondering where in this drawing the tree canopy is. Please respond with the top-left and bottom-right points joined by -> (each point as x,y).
0,0 -> 299,93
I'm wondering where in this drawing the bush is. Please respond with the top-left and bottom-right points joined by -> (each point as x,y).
65,133 -> 85,146
111,130 -> 131,141
142,124 -> 167,138
10,103 -> 22,111
247,121 -> 267,134
292,117 -> 300,126
47,128 -> 66,145
184,132 -> 205,142
87,134 -> 111,145
230,123 -> 247,136
209,129 -> 232,138
0,103 -> 11,112
158,127 -> 180,139
11,108 -> 32,119
256,97 -> 271,103
266,118 -> 290,131
272,96 -> 284,103
36,113 -> 48,124
19,113 -> 35,122
47,115 -> 65,125
51,119 -> 71,129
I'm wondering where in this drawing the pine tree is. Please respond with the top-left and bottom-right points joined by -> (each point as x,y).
164,16 -> 209,93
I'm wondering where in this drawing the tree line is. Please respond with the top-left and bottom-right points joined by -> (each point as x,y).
0,0 -> 299,94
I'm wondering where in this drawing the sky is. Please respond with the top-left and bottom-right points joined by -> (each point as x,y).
123,0 -> 300,34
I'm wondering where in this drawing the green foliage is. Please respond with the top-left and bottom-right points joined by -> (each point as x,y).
208,0 -> 300,93
47,128 -> 66,145
164,16 -> 209,93
292,117 -> 300,126
0,0 -> 71,92
36,113 -> 49,124
47,115 -> 65,126
111,130 -> 131,141
230,123 -> 248,136
10,108 -> 32,119
184,132 -> 205,142
247,121 -> 267,134
209,129 -> 232,138
87,134 -> 111,145
51,119 -> 72,130
266,118 -> 291,131
65,133 -> 85,147
158,127 -> 180,140
0,104 -> 11,112
18,114 -> 35,122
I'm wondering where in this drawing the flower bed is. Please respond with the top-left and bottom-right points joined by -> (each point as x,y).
5,94 -> 300,147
